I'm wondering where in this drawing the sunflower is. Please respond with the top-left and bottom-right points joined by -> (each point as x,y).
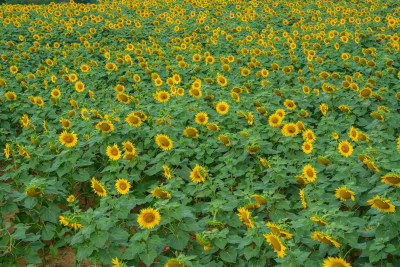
268,114 -> 282,127
303,129 -> 316,143
137,208 -> 161,229
155,134 -> 173,150
302,142 -> 313,154
96,120 -> 114,133
275,109 -> 286,118
381,173 -> 400,187
122,141 -> 136,155
196,233 -> 211,250
111,257 -> 126,267
322,257 -> 352,267
267,222 -> 293,239
284,99 -> 296,110
318,156 -> 330,166
218,134 -> 231,146
302,164 -> 316,182
115,178 -> 131,195
67,195 -> 75,203
59,131 -> 78,147
349,126 -> 358,142
20,114 -> 30,128
335,186 -> 355,201
195,112 -> 208,125
151,187 -> 171,199
206,123 -> 219,132
312,231 -> 341,247
259,157 -> 271,168
189,88 -> 202,98
216,73 -> 228,87
237,207 -> 254,229
338,140 -> 353,157
106,144 -> 121,161
91,177 -> 107,197
156,91 -> 170,103
294,175 -> 308,185
310,216 -> 328,226
190,164 -> 207,183
51,88 -> 61,98
300,188 -> 307,208
252,194 -> 267,205
117,93 -> 130,104
5,91 -> 17,101
163,165 -> 172,179
165,258 -> 184,267
4,143 -> 10,159
125,113 -> 142,127
75,81 -> 85,92
183,126 -> 199,138
263,233 -> 287,258
320,103 -> 328,115
215,101 -> 229,114
367,195 -> 396,213
25,185 -> 43,197
281,123 -> 299,137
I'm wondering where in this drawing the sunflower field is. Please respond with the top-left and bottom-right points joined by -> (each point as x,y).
1,0 -> 400,266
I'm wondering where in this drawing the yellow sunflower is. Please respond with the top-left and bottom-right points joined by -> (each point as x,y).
165,258 -> 185,267
106,144 -> 121,161
310,216 -> 328,226
59,131 -> 78,147
312,231 -> 341,247
96,120 -> 114,133
252,194 -> 267,205
91,177 -> 107,197
163,165 -> 172,179
151,187 -> 171,199
322,257 -> 352,267
183,126 -> 199,138
349,126 -> 359,142
237,207 -> 254,229
190,164 -> 207,183
268,114 -> 282,127
263,233 -> 287,258
206,123 -> 219,132
115,178 -> 131,195
302,142 -> 313,154
302,129 -> 316,143
284,99 -> 296,110
156,91 -> 170,103
195,112 -> 209,125
335,186 -> 355,201
381,173 -> 400,187
218,134 -> 231,146
20,114 -> 30,128
338,140 -> 353,157
300,188 -> 307,208
267,222 -> 293,239
367,195 -> 395,213
125,113 -> 142,127
4,143 -> 10,159
320,103 -> 328,115
137,208 -> 161,229
155,134 -> 173,150
281,123 -> 299,137
75,81 -> 85,93
302,164 -> 317,182
215,101 -> 229,115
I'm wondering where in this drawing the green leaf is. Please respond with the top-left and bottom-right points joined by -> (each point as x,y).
122,240 -> 145,260
91,231 -> 109,248
140,249 -> 157,266
76,244 -> 94,261
220,246 -> 237,263
168,230 -> 189,250
41,223 -> 56,241
74,169 -> 91,182
40,203 -> 60,223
